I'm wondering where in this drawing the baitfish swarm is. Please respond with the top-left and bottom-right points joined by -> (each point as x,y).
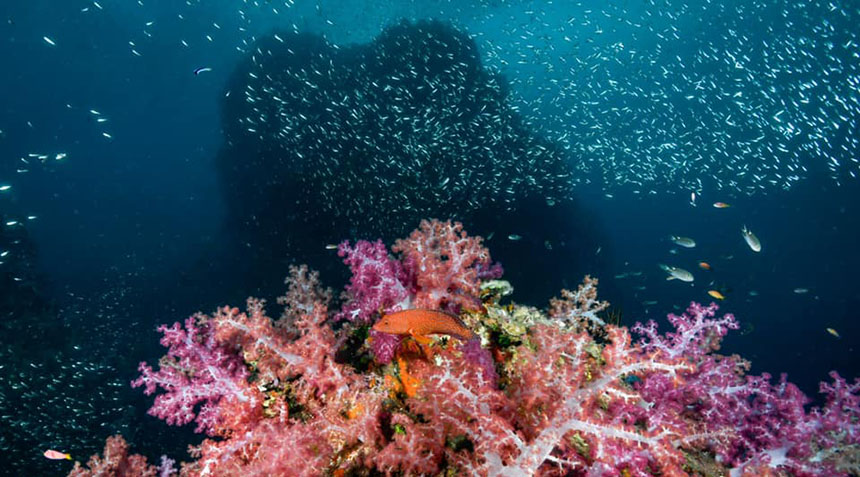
217,20 -> 574,239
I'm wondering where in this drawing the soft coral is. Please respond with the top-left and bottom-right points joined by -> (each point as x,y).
392,218 -> 499,312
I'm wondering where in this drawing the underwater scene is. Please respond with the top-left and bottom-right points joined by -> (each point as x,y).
2,0 -> 860,475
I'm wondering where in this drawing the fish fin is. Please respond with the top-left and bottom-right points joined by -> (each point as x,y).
412,335 -> 432,347
411,335 -> 434,360
666,276 -> 675,281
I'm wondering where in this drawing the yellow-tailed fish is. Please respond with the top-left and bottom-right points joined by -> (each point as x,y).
707,290 -> 725,300
43,449 -> 72,460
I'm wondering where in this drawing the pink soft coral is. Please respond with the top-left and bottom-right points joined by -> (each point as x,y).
80,221 -> 859,477
392,218 -> 498,312
68,435 -> 160,477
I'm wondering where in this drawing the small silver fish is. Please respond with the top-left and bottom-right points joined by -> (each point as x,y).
742,226 -> 761,252
670,235 -> 696,248
507,234 -> 522,241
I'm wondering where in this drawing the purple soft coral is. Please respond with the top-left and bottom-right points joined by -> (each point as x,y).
634,303 -> 860,475
634,301 -> 738,360
335,240 -> 412,323
131,316 -> 256,435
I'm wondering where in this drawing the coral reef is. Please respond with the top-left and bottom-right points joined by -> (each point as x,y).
73,219 -> 859,476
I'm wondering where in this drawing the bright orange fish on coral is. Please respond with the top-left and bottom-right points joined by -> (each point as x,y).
372,309 -> 476,341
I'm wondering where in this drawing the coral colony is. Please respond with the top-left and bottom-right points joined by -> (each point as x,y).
69,220 -> 859,476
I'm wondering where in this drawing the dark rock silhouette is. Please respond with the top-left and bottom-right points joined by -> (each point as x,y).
215,19 -> 607,304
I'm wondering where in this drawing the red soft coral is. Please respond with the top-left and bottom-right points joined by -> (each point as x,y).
68,435 -> 158,477
392,219 -> 496,312
182,418 -> 332,477
98,222 -> 860,477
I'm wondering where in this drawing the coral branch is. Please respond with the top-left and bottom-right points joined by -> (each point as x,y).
335,239 -> 412,323
392,219 -> 497,312
130,316 -> 256,435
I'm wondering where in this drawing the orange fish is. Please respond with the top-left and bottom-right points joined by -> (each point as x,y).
43,449 -> 72,460
372,309 -> 476,341
698,262 -> 712,271
707,290 -> 726,300
713,202 -> 731,208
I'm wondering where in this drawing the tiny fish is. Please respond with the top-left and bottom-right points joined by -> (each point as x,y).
193,66 -> 213,75
713,202 -> 731,208
826,328 -> 840,339
44,449 -> 71,460
507,234 -> 522,241
707,290 -> 725,300
741,226 -> 761,252
690,191 -> 697,206
670,235 -> 696,248
793,288 -> 809,294
698,262 -> 712,271
0,185 -> 11,191
43,36 -> 56,46
325,244 -> 338,250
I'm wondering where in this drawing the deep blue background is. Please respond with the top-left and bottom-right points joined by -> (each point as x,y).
1,0 -> 857,474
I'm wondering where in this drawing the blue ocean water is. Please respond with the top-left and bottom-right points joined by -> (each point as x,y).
1,0 -> 858,475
